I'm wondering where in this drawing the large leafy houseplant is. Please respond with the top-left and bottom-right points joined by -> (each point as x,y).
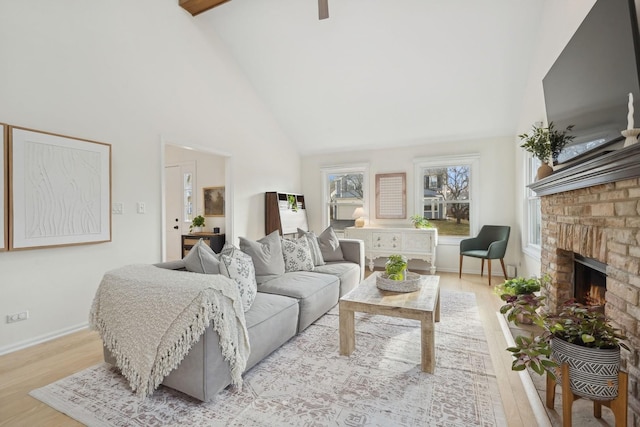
498,279 -> 629,379
518,122 -> 575,164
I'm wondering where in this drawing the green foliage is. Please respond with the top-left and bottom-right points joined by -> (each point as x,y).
385,254 -> 408,281
190,215 -> 205,232
498,277 -> 628,379
494,276 -> 544,297
410,215 -> 432,229
518,122 -> 575,163
288,195 -> 298,212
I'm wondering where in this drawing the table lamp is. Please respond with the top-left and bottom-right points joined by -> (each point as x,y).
352,207 -> 365,228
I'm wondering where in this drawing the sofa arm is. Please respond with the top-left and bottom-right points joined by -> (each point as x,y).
339,238 -> 365,281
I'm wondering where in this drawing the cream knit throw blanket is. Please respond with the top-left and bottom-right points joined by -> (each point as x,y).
89,264 -> 250,398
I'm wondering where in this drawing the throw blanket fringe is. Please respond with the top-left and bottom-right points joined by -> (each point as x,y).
89,264 -> 250,398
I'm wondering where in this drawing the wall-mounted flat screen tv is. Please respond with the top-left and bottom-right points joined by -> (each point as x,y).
543,0 -> 640,164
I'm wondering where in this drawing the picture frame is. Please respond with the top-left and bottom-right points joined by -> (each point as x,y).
9,126 -> 112,250
0,123 -> 7,251
203,186 -> 225,217
375,172 -> 406,219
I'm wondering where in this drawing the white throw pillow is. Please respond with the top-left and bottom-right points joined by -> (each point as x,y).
183,239 -> 221,274
281,236 -> 315,272
317,226 -> 344,262
219,250 -> 257,312
297,228 -> 325,266
239,230 -> 285,277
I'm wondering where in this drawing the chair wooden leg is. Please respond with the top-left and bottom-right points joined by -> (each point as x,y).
459,255 -> 463,278
480,259 -> 484,277
487,259 -> 492,286
500,258 -> 508,280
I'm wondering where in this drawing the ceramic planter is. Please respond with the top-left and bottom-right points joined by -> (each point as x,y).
551,337 -> 620,400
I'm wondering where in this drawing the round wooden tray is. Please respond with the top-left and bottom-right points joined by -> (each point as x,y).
376,272 -> 422,292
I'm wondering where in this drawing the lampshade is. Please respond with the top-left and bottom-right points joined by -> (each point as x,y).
352,207 -> 365,228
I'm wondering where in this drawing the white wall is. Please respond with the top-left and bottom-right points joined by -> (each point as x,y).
0,0 -> 300,353
513,0 -> 596,278
301,136 -> 517,274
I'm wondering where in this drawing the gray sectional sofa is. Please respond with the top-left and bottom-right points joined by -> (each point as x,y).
104,238 -> 364,402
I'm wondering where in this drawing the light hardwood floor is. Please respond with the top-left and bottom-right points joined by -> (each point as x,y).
0,272 -> 542,427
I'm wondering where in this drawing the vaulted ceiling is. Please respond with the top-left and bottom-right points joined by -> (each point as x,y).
196,0 -> 544,154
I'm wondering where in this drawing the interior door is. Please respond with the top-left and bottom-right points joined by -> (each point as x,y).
165,165 -> 183,261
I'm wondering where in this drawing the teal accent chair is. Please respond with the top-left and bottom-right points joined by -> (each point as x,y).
459,225 -> 510,286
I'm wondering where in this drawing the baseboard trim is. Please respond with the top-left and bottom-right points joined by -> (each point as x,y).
496,312 -> 552,427
0,322 -> 89,356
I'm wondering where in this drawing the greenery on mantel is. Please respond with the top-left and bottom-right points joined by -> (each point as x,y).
518,122 -> 575,164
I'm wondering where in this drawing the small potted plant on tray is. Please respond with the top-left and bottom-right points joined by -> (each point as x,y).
499,277 -> 629,400
519,122 -> 575,180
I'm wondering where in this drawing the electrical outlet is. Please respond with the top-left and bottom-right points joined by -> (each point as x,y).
136,202 -> 145,214
6,310 -> 29,324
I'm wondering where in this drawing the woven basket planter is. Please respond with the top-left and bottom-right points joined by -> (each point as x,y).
551,337 -> 620,400
376,272 -> 422,292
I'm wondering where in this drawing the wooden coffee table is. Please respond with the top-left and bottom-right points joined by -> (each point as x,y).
339,272 -> 440,373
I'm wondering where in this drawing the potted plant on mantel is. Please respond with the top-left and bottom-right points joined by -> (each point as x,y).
518,122 -> 575,180
499,278 -> 629,401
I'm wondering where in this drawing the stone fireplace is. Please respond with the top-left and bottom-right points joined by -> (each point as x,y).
530,143 -> 640,422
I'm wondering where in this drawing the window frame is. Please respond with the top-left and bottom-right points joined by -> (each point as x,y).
523,152 -> 542,260
413,154 -> 480,245
321,163 -> 370,233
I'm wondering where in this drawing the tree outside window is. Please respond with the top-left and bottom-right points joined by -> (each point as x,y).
419,165 -> 471,237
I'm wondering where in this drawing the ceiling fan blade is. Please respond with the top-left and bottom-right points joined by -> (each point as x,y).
318,0 -> 329,20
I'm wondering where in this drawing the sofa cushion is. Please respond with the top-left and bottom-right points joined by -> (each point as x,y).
183,239 -> 221,274
297,228 -> 325,266
244,292 -> 299,369
219,250 -> 257,312
317,226 -> 344,262
281,236 -> 314,272
239,231 -> 285,277
312,262 -> 361,297
258,271 -> 339,332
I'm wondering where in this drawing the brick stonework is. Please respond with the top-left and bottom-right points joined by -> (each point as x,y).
540,177 -> 640,421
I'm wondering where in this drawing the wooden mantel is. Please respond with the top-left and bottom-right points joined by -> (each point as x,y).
179,0 -> 230,16
529,143 -> 640,196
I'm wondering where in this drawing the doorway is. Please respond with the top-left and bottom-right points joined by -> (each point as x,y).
162,143 -> 231,261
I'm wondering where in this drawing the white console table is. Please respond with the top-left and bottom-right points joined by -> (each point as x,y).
344,226 -> 438,274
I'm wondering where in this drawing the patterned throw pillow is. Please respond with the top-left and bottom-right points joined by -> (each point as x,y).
219,250 -> 257,312
317,226 -> 344,262
281,236 -> 315,272
183,239 -> 221,274
297,228 -> 325,266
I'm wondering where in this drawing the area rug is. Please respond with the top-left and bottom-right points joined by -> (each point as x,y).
30,290 -> 506,426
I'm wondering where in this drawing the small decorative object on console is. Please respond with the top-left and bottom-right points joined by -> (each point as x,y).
190,215 -> 205,233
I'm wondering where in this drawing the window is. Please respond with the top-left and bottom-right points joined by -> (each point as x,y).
184,172 -> 193,223
414,155 -> 479,240
321,165 -> 369,234
524,154 -> 541,255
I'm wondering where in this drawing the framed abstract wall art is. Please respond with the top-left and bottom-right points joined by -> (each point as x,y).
0,124 -> 6,251
375,172 -> 406,219
9,127 -> 112,249
203,186 -> 225,217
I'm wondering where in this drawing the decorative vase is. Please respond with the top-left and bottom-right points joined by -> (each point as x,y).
192,226 -> 203,233
536,163 -> 554,180
551,338 -> 620,401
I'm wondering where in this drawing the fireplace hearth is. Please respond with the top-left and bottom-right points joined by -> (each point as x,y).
529,144 -> 640,422
573,254 -> 606,308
